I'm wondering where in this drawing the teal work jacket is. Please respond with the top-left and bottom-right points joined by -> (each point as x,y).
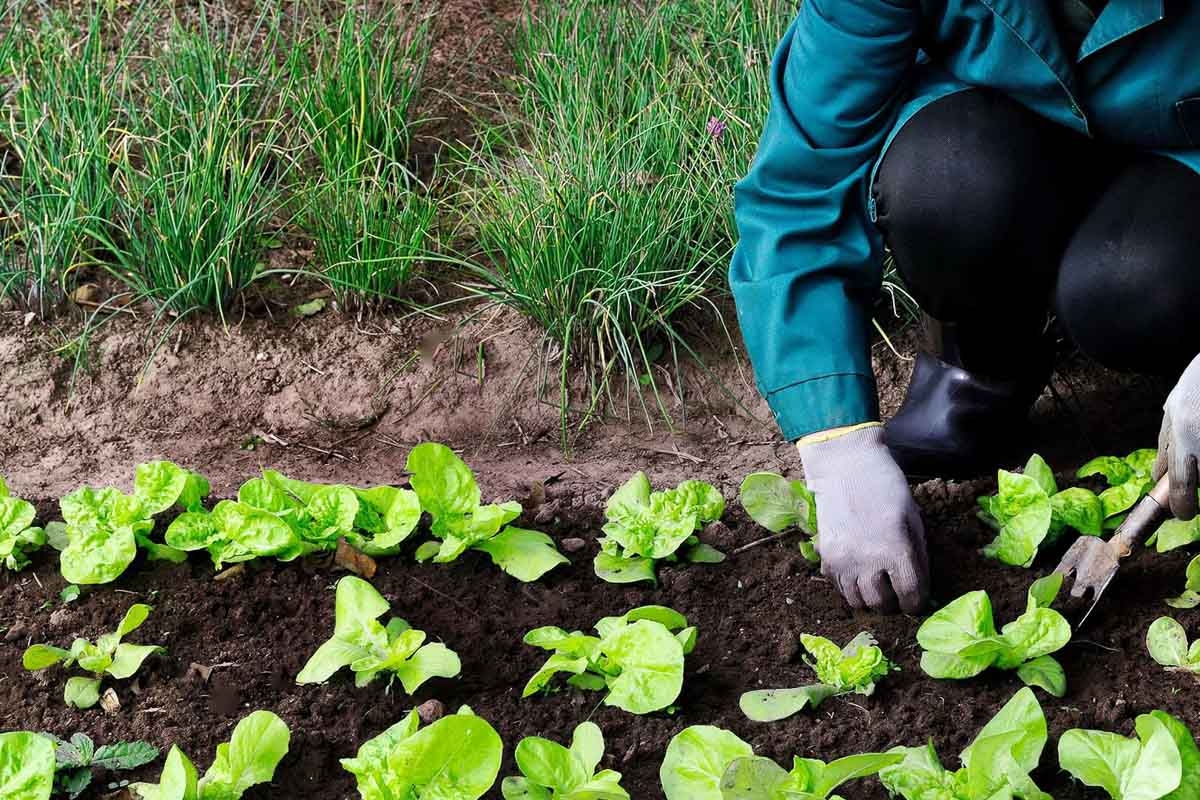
730,0 -> 1200,442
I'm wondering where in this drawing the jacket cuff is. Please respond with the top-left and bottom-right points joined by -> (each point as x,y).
765,372 -> 880,442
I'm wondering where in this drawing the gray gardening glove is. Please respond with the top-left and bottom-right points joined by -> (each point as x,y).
798,425 -> 930,614
1154,352 -> 1200,520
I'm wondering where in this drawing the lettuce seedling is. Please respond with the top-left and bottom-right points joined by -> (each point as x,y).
297,576 -> 461,691
46,733 -> 158,799
880,687 -> 1051,800
502,721 -> 629,800
1165,557 -> 1200,608
0,731 -> 56,800
23,603 -> 163,709
595,472 -> 726,585
917,574 -> 1070,697
660,726 -> 754,800
719,752 -> 903,800
0,478 -> 47,571
1058,710 -> 1200,800
57,461 -> 209,585
130,710 -> 290,800
1146,616 -> 1200,676
738,472 -> 819,562
406,443 -> 568,582
1150,517 -> 1200,554
1077,448 -> 1158,526
166,500 -> 303,570
523,605 -> 696,714
977,454 -> 1103,567
341,706 -> 503,800
740,631 -> 897,722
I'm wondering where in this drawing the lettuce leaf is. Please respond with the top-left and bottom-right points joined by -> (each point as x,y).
661,726 -> 754,800
0,490 -> 46,571
501,721 -> 629,799
0,731 -> 56,800
1058,712 -> 1186,799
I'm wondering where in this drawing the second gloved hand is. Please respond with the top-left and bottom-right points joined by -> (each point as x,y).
798,425 -> 930,614
1155,352 -> 1200,520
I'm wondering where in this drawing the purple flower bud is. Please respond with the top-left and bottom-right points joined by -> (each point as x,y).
706,117 -> 727,139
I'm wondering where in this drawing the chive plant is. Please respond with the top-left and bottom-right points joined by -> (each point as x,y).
0,9 -> 140,317
290,2 -> 437,309
97,12 -> 293,318
459,1 -> 725,432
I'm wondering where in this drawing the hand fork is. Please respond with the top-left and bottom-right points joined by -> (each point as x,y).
1054,474 -> 1172,629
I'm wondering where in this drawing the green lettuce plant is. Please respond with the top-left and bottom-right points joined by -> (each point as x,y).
740,631 -> 897,722
1165,557 -> 1200,608
296,576 -> 460,692
166,500 -> 303,570
502,721 -> 629,799
406,443 -> 568,582
917,574 -> 1070,697
1147,617 -> 1200,676
1077,448 -> 1158,526
46,733 -> 158,799
56,461 -> 209,584
0,478 -> 47,571
341,707 -> 502,800
595,472 -> 726,584
130,710 -> 290,800
522,605 -> 696,714
245,471 -> 422,556
977,454 -> 1103,567
660,726 -> 754,800
1058,710 -> 1200,800
738,472 -> 818,562
0,731 -> 56,800
23,604 -> 164,709
718,752 -> 903,800
880,688 -> 1051,799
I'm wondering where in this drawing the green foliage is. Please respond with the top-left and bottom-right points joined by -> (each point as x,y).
718,752 -> 903,800
0,478 -> 47,571
22,604 -> 163,709
340,707 -> 503,800
406,443 -> 568,582
739,632 -> 897,722
1166,557 -> 1200,608
1058,710 -> 1200,800
130,710 -> 290,800
977,454 -> 1103,567
46,733 -> 158,800
917,574 -> 1071,697
1077,449 -> 1158,524
880,688 -> 1052,800
98,12 -> 292,317
56,461 -> 208,585
297,576 -> 460,692
522,606 -> 695,714
660,726 -> 754,800
1147,617 -> 1200,676
501,721 -> 629,799
290,2 -> 437,308
0,731 -> 56,800
738,472 -> 819,562
595,472 -> 725,585
0,9 -> 139,316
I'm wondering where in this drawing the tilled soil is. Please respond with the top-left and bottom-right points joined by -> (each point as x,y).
2,471 -> 1198,799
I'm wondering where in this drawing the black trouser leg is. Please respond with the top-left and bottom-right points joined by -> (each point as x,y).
1057,155 -> 1200,377
873,88 -> 1101,377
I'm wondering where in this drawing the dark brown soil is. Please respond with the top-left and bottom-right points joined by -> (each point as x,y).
3,461 -> 1198,799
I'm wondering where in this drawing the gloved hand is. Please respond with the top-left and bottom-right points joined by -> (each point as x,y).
798,424 -> 930,613
1154,353 -> 1200,520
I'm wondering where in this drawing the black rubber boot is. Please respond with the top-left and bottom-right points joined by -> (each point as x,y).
885,319 -> 1053,479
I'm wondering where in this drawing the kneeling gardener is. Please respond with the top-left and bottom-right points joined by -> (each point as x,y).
731,1 -> 1200,614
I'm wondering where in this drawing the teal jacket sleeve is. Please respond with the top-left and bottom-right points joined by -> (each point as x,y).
729,0 -> 919,441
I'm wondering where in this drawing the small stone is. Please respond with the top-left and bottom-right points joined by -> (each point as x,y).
100,688 -> 121,714
417,699 -> 446,724
4,621 -> 26,642
560,538 -> 587,553
48,609 -> 73,629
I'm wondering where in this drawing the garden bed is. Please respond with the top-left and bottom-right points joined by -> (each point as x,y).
3,456 -> 1198,798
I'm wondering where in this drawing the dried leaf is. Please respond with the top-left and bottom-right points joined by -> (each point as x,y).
335,538 -> 377,579
100,688 -> 121,714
